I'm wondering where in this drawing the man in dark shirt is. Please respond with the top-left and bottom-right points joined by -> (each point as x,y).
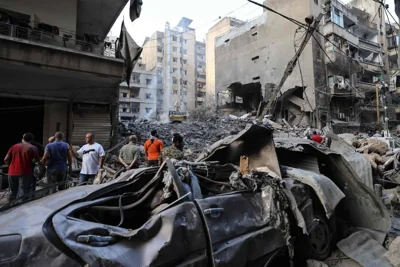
4,133 -> 40,201
28,133 -> 44,194
41,132 -> 72,194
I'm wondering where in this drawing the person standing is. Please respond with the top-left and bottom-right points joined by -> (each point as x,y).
41,132 -> 72,194
119,135 -> 140,169
70,133 -> 105,185
144,130 -> 163,167
28,133 -> 44,194
311,131 -> 324,144
159,133 -> 184,164
4,133 -> 40,201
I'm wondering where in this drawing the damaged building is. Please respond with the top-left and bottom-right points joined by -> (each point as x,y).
211,0 -> 399,132
141,18 -> 206,114
0,0 -> 127,157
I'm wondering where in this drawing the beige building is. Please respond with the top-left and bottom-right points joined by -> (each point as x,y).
142,17 -> 200,113
206,17 -> 244,96
119,58 -> 158,121
0,0 -> 126,155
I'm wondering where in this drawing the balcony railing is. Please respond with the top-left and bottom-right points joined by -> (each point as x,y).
0,22 -> 111,57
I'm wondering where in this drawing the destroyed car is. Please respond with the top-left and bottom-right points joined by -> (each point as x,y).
0,125 -> 390,267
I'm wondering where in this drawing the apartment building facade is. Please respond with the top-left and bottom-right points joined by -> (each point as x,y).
0,0 -> 126,157
119,59 -> 158,121
213,0 -> 397,131
142,17 -> 204,114
195,41 -> 207,106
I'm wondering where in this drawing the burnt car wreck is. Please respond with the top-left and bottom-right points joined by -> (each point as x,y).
0,125 -> 390,267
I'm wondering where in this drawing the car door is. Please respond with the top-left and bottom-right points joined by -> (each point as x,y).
195,188 -> 286,267
50,194 -> 209,267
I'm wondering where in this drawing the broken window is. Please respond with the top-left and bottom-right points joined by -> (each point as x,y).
173,77 -> 178,84
173,57 -> 178,63
173,46 -> 178,52
145,108 -> 152,114
183,49 -> 187,55
173,68 -> 178,73
146,93 -> 151,99
146,79 -> 152,85
157,68 -> 163,76
183,59 -> 187,64
314,0 -> 318,4
173,36 -> 178,41
131,102 -> 140,113
131,73 -> 140,84
122,93 -> 127,98
157,46 -> 163,53
157,77 -> 163,85
130,87 -> 140,98
157,57 -> 163,63
173,90 -> 178,95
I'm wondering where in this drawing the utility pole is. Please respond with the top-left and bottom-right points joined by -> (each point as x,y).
376,84 -> 380,122
256,12 -> 324,119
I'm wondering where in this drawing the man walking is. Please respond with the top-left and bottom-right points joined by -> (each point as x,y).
159,133 -> 184,164
70,133 -> 105,185
144,130 -> 163,167
41,132 -> 72,194
4,133 -> 40,201
119,135 -> 140,169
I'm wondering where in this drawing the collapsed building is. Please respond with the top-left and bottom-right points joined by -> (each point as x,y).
209,0 -> 400,133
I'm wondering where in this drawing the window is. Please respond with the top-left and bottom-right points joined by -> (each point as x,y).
122,93 -> 127,98
183,59 -> 187,64
173,68 -> 178,73
173,90 -> 178,95
173,77 -> 178,84
146,93 -> 151,99
173,46 -> 178,52
183,91 -> 187,96
146,108 -> 152,114
131,103 -> 140,113
146,79 -> 152,85
184,70 -> 187,75
131,73 -> 140,84
122,108 -> 128,112
332,7 -> 344,27
314,0 -> 318,4
157,68 -> 163,76
157,46 -> 163,53
184,39 -> 187,44
173,57 -> 178,63
198,65 -> 203,68
183,49 -> 187,54
157,77 -> 163,84
183,80 -> 187,86
157,57 -> 163,63
173,36 -> 178,41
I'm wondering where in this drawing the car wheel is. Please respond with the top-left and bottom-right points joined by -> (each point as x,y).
307,213 -> 332,260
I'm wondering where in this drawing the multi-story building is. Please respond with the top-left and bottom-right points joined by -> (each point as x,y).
0,0 -> 126,156
213,0 -> 396,132
119,58 -> 157,121
142,17 -> 202,114
206,17 -> 244,96
195,41 -> 206,106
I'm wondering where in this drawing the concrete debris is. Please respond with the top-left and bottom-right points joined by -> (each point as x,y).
307,260 -> 328,267
337,231 -> 392,267
385,237 -> 400,267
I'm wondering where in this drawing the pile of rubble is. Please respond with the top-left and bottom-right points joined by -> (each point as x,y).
338,133 -> 400,185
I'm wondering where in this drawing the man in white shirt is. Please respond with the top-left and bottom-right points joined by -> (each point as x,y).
70,133 -> 105,185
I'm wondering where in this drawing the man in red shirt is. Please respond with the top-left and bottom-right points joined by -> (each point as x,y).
311,131 -> 324,144
4,133 -> 40,201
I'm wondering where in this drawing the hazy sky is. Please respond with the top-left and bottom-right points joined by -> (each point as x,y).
109,0 -> 399,45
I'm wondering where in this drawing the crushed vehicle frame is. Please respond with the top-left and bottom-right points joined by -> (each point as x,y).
0,125 -> 390,267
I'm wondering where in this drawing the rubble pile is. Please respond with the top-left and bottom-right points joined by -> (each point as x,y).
339,134 -> 400,185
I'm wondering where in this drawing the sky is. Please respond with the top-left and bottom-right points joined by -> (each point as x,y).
109,0 -> 399,45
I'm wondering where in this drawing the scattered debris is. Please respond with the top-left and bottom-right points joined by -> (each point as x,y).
385,236 -> 400,267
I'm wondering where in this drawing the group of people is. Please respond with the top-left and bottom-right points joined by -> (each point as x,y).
118,130 -> 185,170
4,132 -> 105,201
4,129 -> 185,201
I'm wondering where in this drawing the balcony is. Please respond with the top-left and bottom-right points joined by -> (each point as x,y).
359,38 -> 380,53
324,50 -> 361,73
357,81 -> 376,93
0,23 -> 123,104
359,61 -> 382,72
323,22 -> 359,46
388,47 -> 398,59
